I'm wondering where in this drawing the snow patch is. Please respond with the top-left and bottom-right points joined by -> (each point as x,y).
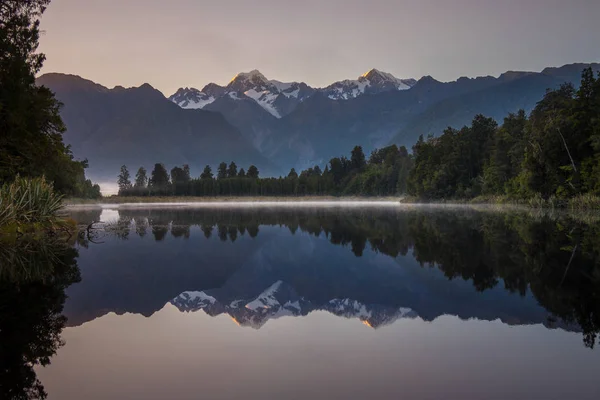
179,96 -> 215,109
244,89 -> 281,118
245,281 -> 283,310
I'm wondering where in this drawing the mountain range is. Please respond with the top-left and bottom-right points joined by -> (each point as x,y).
37,63 -> 600,181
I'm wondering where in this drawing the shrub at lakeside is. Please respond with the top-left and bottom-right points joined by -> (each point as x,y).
0,176 -> 75,235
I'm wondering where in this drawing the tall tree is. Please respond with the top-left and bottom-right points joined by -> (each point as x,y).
227,162 -> 238,178
217,162 -> 228,180
117,165 -> 131,192
183,164 -> 191,181
247,165 -> 259,179
134,167 -> 147,188
238,168 -> 246,178
351,145 -> 366,170
149,163 -> 169,187
0,0 -> 92,195
201,165 -> 213,180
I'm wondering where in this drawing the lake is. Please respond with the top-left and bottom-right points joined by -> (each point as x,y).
2,203 -> 600,399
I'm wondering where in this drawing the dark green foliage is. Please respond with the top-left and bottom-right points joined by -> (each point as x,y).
170,165 -> 190,196
350,146 -> 366,170
134,167 -> 147,188
247,165 -> 259,179
0,176 -> 63,228
227,162 -> 238,178
117,165 -> 131,194
217,162 -> 228,180
0,0 -> 98,197
118,145 -> 413,197
0,237 -> 81,399
409,68 -> 600,201
148,163 -> 170,195
200,165 -> 213,180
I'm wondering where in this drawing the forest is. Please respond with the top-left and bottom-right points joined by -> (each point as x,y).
116,144 -> 413,197
409,67 -> 600,203
117,68 -> 600,205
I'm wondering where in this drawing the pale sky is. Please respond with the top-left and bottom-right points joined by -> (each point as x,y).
38,0 -> 600,96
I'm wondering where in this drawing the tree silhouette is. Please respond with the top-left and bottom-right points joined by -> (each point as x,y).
0,239 -> 81,400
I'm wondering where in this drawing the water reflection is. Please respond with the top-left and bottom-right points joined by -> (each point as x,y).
0,238 -> 80,400
66,206 -> 600,348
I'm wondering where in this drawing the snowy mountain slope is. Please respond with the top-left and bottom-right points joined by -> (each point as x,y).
168,68 -> 415,117
169,70 -> 316,118
321,69 -> 417,100
171,280 -> 418,329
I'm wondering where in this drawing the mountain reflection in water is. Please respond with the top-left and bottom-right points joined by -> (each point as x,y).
3,205 -> 599,400
64,206 -> 600,346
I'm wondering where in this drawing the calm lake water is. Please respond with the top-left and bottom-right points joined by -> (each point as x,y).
2,204 -> 600,399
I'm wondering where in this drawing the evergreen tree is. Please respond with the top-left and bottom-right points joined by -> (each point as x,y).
217,162 -> 228,180
238,168 -> 246,178
288,168 -> 298,178
134,167 -> 148,188
117,165 -> 132,192
227,162 -> 238,178
247,165 -> 259,179
351,146 -> 366,170
149,163 -> 169,187
201,165 -> 213,180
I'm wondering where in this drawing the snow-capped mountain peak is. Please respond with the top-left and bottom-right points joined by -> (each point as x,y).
323,69 -> 417,100
170,281 -> 418,330
169,87 -> 217,109
169,68 -> 416,116
230,69 -> 268,82
170,70 -> 316,118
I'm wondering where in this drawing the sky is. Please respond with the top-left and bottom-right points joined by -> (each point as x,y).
38,0 -> 600,96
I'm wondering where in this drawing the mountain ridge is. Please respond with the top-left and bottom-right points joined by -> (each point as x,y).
36,73 -> 277,181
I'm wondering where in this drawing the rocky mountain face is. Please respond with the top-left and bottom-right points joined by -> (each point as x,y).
36,73 -> 276,181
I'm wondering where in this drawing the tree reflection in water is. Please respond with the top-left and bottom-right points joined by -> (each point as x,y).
0,238 -> 81,400
97,207 -> 600,349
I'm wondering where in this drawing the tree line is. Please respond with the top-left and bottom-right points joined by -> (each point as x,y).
117,144 -> 413,197
408,68 -> 600,201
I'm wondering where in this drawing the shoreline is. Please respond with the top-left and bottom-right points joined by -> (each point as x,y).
61,195 -> 600,212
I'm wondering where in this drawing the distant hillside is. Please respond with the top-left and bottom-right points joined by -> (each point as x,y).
390,63 -> 600,147
265,63 -> 600,170
36,74 -> 276,181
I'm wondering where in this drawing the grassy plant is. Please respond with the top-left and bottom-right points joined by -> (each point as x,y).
568,194 -> 600,210
0,176 -> 65,230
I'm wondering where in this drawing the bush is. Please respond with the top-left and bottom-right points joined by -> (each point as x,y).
0,176 -> 64,227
